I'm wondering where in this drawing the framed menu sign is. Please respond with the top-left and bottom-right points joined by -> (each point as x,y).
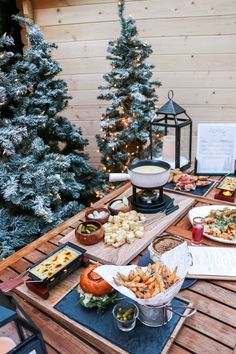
195,123 -> 236,175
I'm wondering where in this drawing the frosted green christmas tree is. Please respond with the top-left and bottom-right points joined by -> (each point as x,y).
97,0 -> 161,173
0,17 -> 104,259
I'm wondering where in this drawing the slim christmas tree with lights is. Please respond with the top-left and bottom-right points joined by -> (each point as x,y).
97,0 -> 161,173
0,17 -> 103,259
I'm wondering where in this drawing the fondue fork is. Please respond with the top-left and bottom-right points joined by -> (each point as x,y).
0,267 -> 31,293
0,266 -> 44,293
164,198 -> 179,215
166,205 -> 179,215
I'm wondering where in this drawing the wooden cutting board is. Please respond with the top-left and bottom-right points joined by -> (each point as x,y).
60,188 -> 194,265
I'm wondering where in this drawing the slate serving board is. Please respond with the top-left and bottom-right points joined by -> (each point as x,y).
164,179 -> 215,197
55,290 -> 189,354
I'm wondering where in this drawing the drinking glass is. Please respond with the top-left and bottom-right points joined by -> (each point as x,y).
112,301 -> 139,332
192,217 -> 205,245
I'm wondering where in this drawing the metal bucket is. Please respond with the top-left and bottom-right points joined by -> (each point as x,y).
148,235 -> 187,263
138,302 -> 196,327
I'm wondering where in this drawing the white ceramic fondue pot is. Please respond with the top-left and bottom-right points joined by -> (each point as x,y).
109,160 -> 171,188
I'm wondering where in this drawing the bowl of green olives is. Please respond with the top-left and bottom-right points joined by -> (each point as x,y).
75,221 -> 104,245
112,301 -> 139,331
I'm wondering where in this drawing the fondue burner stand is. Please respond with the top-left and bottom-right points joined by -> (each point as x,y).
128,184 -> 173,214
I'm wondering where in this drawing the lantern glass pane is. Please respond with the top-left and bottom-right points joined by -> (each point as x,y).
150,125 -> 165,159
151,125 -> 176,168
161,127 -> 176,167
180,124 -> 191,167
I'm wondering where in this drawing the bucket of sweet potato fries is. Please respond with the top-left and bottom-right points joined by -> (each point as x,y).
95,247 -> 195,326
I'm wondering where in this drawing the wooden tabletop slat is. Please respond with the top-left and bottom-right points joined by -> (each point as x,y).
37,242 -> 58,254
69,218 -> 84,229
92,182 -> 131,207
181,289 -> 236,328
59,227 -> 74,236
0,267 -> 18,281
168,344 -> 192,354
9,258 -> 32,274
174,214 -> 192,229
49,234 -> 64,246
175,326 -> 233,354
210,280 -> 236,292
15,295 -> 100,354
184,311 -> 236,348
23,249 -> 47,264
190,281 -> 236,309
46,345 -> 60,354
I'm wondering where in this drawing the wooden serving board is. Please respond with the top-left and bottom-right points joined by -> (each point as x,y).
61,188 -> 194,265
14,265 -> 193,354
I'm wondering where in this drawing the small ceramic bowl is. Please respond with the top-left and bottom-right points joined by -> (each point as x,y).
75,221 -> 104,245
85,207 -> 110,224
108,199 -> 132,215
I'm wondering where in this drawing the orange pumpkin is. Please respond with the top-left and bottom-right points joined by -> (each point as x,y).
80,264 -> 113,296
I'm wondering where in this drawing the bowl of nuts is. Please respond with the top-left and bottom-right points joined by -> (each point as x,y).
75,221 -> 104,245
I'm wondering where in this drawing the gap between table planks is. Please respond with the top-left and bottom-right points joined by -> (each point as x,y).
60,188 -> 195,265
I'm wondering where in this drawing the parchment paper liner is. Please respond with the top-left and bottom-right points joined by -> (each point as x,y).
95,241 -> 190,306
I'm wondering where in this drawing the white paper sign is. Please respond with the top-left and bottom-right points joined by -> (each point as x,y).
196,123 -> 236,174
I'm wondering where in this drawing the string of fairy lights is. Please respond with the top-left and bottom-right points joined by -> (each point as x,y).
96,0 -> 160,179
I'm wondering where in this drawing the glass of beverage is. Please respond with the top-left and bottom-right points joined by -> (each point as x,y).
192,217 -> 205,245
112,301 -> 139,332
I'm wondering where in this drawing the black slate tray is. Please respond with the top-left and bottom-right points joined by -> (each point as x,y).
164,179 -> 215,197
55,290 -> 190,354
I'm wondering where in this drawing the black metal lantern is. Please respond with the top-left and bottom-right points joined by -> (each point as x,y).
0,294 -> 47,354
150,90 -> 192,170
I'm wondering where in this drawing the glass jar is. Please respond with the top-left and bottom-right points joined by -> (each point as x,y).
192,217 -> 205,245
112,301 -> 139,332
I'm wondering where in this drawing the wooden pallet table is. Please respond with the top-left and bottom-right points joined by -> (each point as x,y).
0,179 -> 235,354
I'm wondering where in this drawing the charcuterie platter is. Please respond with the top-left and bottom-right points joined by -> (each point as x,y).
164,169 -> 216,197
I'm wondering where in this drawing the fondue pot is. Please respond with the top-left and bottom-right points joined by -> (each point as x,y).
109,160 -> 171,189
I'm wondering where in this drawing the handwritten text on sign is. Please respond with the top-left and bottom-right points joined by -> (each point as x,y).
196,123 -> 236,174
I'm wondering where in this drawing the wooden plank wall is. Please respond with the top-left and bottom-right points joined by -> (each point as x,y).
30,0 -> 236,167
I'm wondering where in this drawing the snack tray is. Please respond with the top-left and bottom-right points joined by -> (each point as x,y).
217,175 -> 236,191
28,242 -> 86,288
